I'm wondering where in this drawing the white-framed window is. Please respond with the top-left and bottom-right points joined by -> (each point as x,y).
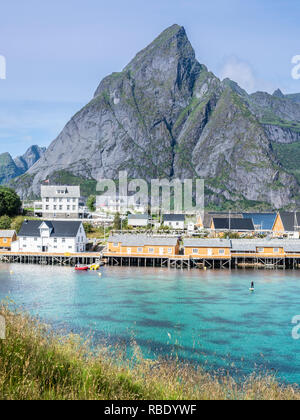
168,248 -> 172,254
219,249 -> 225,255
137,247 -> 143,253
257,248 -> 264,253
273,248 -> 279,253
113,243 -> 118,247
148,247 -> 154,254
62,238 -> 66,243
54,238 -> 57,243
192,248 -> 198,254
3,238 -> 7,243
34,238 -> 37,241
127,247 -> 131,254
23,237 -> 27,241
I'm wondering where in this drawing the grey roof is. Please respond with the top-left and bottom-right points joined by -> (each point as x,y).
278,212 -> 300,232
231,239 -> 300,252
230,240 -> 257,252
163,214 -> 185,222
212,217 -> 254,231
18,220 -> 82,238
184,238 -> 231,248
41,185 -> 80,198
0,230 -> 16,238
202,212 -> 243,229
128,214 -> 149,220
108,234 -> 178,246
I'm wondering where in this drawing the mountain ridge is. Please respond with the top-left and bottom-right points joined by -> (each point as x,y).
9,25 -> 300,209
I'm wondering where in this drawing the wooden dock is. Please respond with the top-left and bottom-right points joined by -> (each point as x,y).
0,251 -> 101,266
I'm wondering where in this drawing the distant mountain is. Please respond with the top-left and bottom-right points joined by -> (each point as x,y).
0,145 -> 46,185
14,145 -> 46,173
0,153 -> 22,184
11,24 -> 300,209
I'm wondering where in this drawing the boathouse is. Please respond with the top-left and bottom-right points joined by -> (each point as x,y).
107,234 -> 179,256
184,238 -> 231,257
272,212 -> 300,238
0,230 -> 17,250
11,220 -> 87,253
210,217 -> 254,235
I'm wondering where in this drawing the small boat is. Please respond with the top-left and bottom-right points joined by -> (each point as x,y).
75,265 -> 89,271
90,263 -> 100,271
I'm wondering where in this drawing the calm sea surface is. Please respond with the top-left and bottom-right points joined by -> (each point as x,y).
1,263 -> 300,384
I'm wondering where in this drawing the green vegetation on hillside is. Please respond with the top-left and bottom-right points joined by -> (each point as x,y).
272,142 -> 300,183
0,304 -> 299,400
51,171 -> 97,197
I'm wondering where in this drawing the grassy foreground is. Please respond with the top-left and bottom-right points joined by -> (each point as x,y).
0,305 -> 300,400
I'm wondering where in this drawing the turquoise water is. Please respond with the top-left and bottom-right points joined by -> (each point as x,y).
1,263 -> 300,384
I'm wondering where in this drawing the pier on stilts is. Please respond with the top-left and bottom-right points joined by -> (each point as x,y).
0,251 -> 101,266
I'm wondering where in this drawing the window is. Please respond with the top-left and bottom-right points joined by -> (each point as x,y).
192,249 -> 198,254
23,244 -> 27,248
273,248 -> 279,253
34,238 -> 37,241
127,248 -> 131,254
148,247 -> 154,253
46,197 -> 49,202
3,238 -> 7,243
54,238 -> 57,243
257,248 -> 264,253
137,247 -> 143,253
59,205 -> 63,210
67,206 -> 70,210
68,246 -> 72,249
113,243 -> 118,247
62,238 -> 66,243
46,205 -> 49,210
72,206 -> 76,211
168,248 -> 172,254
219,249 -> 225,255
23,237 -> 27,241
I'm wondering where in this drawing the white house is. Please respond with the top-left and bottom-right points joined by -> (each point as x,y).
127,214 -> 150,227
163,214 -> 185,230
96,195 -> 147,214
11,220 -> 87,253
34,185 -> 84,219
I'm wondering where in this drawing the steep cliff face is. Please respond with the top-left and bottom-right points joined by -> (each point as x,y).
15,24 -> 300,208
14,145 -> 46,173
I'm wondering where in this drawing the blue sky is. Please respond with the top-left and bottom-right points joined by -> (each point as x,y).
1,0 -> 300,156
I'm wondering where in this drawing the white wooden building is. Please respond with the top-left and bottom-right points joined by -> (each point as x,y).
34,185 -> 84,219
11,220 -> 87,253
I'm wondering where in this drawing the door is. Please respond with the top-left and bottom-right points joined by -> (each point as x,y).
42,246 -> 48,253
159,248 -> 164,255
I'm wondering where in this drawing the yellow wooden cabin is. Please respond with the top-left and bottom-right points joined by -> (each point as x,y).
0,230 -> 17,250
106,235 -> 180,257
184,239 -> 231,258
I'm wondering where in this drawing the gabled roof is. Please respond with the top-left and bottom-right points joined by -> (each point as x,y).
18,220 -> 82,237
128,214 -> 149,220
201,212 -> 243,229
184,238 -> 231,248
243,213 -> 276,231
163,214 -> 185,222
277,212 -> 300,232
0,230 -> 16,238
107,234 -> 178,246
41,185 -> 80,198
212,217 -> 254,231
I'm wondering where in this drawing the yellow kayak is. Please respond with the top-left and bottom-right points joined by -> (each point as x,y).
90,264 -> 100,271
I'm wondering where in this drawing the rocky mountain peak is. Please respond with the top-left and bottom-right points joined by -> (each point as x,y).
273,88 -> 284,98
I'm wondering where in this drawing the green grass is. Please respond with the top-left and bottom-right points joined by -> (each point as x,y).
1,304 -> 300,400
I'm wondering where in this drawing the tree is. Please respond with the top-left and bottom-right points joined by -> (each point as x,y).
0,187 -> 22,217
113,212 -> 121,230
0,215 -> 12,229
87,195 -> 96,212
83,222 -> 93,233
